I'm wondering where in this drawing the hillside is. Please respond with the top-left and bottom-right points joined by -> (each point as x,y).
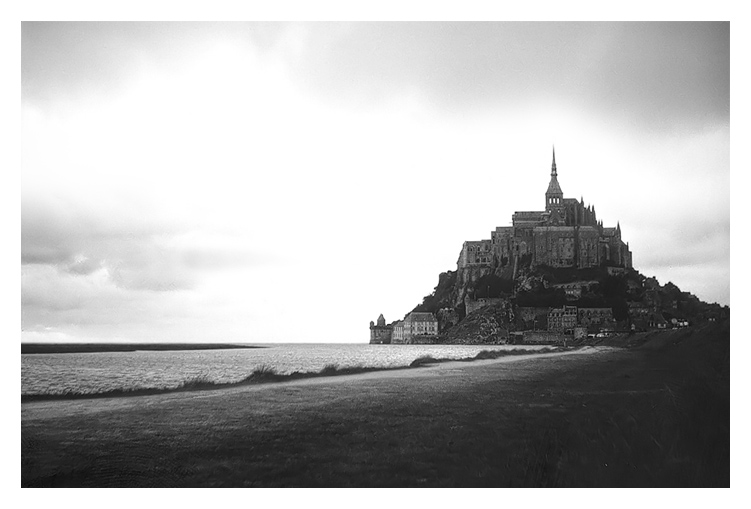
408,263 -> 728,344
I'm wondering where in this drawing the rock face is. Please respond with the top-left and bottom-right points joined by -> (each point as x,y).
453,265 -> 495,308
439,303 -> 512,344
406,261 -> 728,345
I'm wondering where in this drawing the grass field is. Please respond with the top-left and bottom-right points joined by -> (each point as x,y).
21,322 -> 729,487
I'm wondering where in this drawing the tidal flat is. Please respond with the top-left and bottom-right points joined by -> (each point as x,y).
21,323 -> 729,487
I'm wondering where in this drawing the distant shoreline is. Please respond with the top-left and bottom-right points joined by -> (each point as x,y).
21,342 -> 265,355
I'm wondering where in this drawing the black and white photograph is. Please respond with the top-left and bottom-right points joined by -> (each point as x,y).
19,17 -> 732,491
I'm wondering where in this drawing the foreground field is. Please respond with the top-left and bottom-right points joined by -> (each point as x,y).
21,322 -> 729,487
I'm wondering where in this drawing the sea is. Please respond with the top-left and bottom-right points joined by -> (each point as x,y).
21,343 -> 546,397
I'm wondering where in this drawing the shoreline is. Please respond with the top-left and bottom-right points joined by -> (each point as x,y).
22,345 -> 571,403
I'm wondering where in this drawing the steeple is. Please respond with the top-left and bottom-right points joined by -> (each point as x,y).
545,145 -> 563,211
551,146 -> 557,177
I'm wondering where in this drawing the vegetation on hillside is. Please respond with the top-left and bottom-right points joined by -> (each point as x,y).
408,259 -> 728,342
472,274 -> 514,298
411,271 -> 458,315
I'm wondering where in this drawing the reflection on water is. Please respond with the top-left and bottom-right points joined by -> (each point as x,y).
21,343 -> 547,396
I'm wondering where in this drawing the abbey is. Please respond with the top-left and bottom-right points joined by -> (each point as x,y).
458,149 -> 632,274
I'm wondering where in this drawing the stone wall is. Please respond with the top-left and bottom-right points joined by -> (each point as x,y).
369,327 -> 392,344
465,296 -> 505,316
522,331 -> 567,345
405,334 -> 440,345
459,240 -> 494,268
534,226 -> 577,267
577,227 -> 601,268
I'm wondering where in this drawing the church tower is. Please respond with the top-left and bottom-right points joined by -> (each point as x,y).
545,147 -> 565,224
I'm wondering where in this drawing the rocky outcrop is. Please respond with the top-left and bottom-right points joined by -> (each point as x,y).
439,303 -> 513,344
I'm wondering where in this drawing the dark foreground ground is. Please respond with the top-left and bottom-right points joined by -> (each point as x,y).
21,321 -> 729,487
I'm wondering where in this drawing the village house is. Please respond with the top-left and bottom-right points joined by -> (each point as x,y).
548,305 -> 578,333
577,307 -> 614,330
391,312 -> 439,344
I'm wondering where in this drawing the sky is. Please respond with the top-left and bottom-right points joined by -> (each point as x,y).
20,21 -> 730,343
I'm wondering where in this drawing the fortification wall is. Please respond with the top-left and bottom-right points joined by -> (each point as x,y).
405,334 -> 439,345
578,227 -> 600,268
522,331 -> 567,345
369,327 -> 392,344
534,227 -> 577,267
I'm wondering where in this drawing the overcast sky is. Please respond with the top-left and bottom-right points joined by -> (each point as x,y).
21,22 -> 729,343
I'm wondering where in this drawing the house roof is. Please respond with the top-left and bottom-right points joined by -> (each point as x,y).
406,312 -> 437,323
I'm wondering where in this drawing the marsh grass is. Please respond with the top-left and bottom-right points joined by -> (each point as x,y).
410,347 -> 559,367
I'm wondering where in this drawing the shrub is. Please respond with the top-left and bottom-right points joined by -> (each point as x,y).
410,356 -> 440,367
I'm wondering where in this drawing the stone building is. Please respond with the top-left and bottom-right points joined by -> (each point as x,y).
458,148 -> 632,278
552,280 -> 599,300
391,312 -> 439,344
577,307 -> 614,330
392,320 -> 405,343
548,305 -> 578,332
369,314 -> 392,344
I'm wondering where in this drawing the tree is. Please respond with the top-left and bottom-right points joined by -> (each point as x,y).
473,274 -> 513,298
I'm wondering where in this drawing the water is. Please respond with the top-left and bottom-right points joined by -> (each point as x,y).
21,343 -> 547,396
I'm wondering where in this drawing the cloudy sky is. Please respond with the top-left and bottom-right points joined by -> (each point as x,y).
21,22 -> 729,343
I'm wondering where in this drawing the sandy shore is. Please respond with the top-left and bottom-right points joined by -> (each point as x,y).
21,327 -> 729,487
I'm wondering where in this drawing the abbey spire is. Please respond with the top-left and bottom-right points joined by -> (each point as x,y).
545,145 -> 563,210
551,145 -> 557,177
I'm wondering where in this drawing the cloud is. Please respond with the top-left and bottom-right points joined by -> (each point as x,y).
21,191 -> 272,304
66,255 -> 102,276
23,22 -> 729,135
272,22 -> 728,134
22,22 -> 238,107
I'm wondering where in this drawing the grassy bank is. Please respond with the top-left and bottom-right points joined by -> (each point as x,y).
22,322 -> 728,487
22,347 -> 561,403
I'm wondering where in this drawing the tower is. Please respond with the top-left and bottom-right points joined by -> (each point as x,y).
545,146 -> 565,224
377,314 -> 386,327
